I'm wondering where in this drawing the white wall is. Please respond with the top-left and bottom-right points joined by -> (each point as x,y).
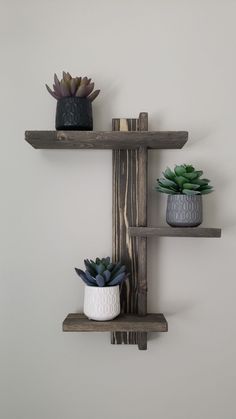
1,1 -> 235,418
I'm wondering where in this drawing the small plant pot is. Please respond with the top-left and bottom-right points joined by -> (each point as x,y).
83,285 -> 120,321
56,97 -> 93,130
166,194 -> 203,227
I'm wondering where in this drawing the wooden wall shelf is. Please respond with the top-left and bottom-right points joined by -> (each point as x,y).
26,112 -> 222,350
25,130 -> 188,149
63,313 -> 168,333
129,227 -> 222,238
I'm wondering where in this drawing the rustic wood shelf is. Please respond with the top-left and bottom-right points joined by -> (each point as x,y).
129,227 -> 222,238
26,112 -> 222,350
63,313 -> 168,333
25,130 -> 188,149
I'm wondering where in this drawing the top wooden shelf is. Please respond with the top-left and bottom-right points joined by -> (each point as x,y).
25,130 -> 188,150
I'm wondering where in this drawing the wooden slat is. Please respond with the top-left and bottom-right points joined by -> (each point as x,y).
63,313 -> 168,333
111,116 -> 140,346
111,113 -> 148,350
128,227 -> 222,238
137,113 -> 148,350
25,130 -> 188,149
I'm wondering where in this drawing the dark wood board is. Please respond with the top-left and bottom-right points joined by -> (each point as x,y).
128,227 -> 222,238
111,113 -> 148,349
25,130 -> 188,149
63,313 -> 168,333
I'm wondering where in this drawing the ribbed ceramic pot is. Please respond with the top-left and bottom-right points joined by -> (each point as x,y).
83,285 -> 120,321
166,194 -> 203,227
56,97 -> 93,130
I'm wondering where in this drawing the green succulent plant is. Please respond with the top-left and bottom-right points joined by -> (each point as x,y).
75,257 -> 129,287
156,164 -> 213,195
46,72 -> 100,101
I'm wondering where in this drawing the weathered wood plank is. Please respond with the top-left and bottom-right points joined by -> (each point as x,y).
137,113 -> 148,350
63,313 -> 168,333
111,117 -> 140,346
25,130 -> 188,149
128,227 -> 222,238
111,113 -> 149,350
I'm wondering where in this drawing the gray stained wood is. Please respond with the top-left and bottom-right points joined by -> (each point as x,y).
111,113 -> 148,349
128,227 -> 222,238
25,130 -> 188,149
63,313 -> 168,333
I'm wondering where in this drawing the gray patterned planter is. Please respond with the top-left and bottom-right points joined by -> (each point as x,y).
166,194 -> 203,227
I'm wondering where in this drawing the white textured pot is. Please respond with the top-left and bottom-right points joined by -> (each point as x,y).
83,285 -> 120,321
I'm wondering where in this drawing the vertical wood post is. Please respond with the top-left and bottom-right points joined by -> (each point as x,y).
111,113 -> 148,349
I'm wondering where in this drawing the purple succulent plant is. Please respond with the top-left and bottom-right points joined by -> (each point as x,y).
46,72 -> 100,102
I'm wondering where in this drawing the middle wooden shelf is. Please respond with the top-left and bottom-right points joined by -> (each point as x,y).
128,227 -> 221,238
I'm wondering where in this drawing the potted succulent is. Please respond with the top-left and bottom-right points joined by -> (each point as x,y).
156,164 -> 213,227
75,257 -> 129,321
46,72 -> 100,130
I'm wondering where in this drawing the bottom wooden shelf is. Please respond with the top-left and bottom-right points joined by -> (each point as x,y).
63,313 -> 168,333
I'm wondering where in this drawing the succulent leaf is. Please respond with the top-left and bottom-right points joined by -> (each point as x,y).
183,172 -> 198,180
182,189 -> 200,195
87,89 -> 100,102
103,257 -> 111,265
156,186 -> 176,194
163,167 -> 175,180
70,78 -> 77,95
158,178 -> 178,189
192,178 -> 209,186
200,188 -> 214,194
75,77 -> 81,87
85,82 -> 94,96
80,76 -> 88,86
84,270 -> 97,285
185,165 -> 194,173
54,73 -> 60,87
174,165 -> 186,176
60,80 -> 70,97
174,176 -> 187,188
52,83 -> 61,97
195,170 -> 203,177
103,270 -> 111,283
95,274 -> 105,287
63,71 -> 71,82
45,84 -> 59,99
110,262 -> 122,275
74,268 -> 95,286
84,259 -> 96,276
182,183 -> 200,190
108,272 -> 126,286
96,263 -> 106,274
76,84 -> 88,97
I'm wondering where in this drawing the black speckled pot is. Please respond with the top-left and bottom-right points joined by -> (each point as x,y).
56,97 -> 93,130
166,194 -> 203,227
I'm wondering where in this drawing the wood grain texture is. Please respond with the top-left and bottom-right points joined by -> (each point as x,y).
136,115 -> 148,350
25,130 -> 188,149
63,313 -> 168,333
111,113 -> 148,349
128,227 -> 222,238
